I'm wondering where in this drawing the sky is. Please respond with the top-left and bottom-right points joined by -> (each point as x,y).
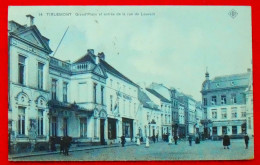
8,6 -> 252,101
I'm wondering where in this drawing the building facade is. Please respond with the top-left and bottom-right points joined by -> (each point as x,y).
201,70 -> 251,139
137,88 -> 163,139
8,15 -> 53,153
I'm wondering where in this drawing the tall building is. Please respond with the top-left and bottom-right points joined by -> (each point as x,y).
8,15 -> 53,153
201,70 -> 251,139
8,16 -> 140,153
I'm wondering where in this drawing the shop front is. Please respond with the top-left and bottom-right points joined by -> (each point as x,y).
122,118 -> 133,141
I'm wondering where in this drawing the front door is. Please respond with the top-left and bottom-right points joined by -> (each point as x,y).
100,119 -> 105,145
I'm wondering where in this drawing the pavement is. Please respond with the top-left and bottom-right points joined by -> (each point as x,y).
9,139 -> 254,161
8,141 -> 139,160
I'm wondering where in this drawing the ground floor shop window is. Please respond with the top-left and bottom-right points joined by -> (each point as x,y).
242,123 -> 246,134
80,118 -> 87,137
222,126 -> 227,135
122,118 -> 133,138
108,118 -> 117,139
232,126 -> 237,135
212,127 -> 217,135
51,116 -> 57,136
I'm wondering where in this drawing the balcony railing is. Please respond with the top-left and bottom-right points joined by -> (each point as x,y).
71,62 -> 89,72
50,57 -> 71,72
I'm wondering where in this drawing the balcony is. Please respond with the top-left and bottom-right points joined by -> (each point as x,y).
50,57 -> 71,72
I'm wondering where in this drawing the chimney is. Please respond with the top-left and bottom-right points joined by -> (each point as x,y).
87,49 -> 94,55
98,52 -> 105,61
26,14 -> 34,26
205,67 -> 209,80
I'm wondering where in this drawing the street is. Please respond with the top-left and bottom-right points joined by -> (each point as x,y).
11,139 -> 254,161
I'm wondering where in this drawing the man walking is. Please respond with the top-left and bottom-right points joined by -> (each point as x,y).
121,135 -> 126,147
244,134 -> 249,149
188,135 -> 192,146
152,135 -> 156,143
174,135 -> 178,145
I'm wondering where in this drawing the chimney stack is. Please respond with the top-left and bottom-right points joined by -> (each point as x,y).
98,52 -> 105,61
87,49 -> 94,55
26,14 -> 34,26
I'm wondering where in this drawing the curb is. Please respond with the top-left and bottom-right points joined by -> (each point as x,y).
9,143 -> 138,159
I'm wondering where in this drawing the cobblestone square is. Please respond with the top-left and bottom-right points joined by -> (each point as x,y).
12,139 -> 254,161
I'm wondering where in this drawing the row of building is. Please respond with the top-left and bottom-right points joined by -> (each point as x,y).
8,15 -> 253,153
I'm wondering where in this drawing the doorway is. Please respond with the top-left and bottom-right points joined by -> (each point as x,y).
100,119 -> 105,145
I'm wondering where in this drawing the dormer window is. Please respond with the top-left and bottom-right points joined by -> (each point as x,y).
231,81 -> 235,86
216,83 -> 220,87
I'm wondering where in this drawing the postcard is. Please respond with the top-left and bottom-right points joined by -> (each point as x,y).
8,6 -> 253,161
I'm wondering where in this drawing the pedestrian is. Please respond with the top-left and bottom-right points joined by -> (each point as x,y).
223,134 -> 230,149
60,136 -> 65,154
136,134 -> 141,146
145,136 -> 150,148
156,133 -> 159,142
174,135 -> 178,145
244,134 -> 249,149
121,134 -> 126,147
188,135 -> 192,146
168,133 -> 173,145
152,135 -> 156,143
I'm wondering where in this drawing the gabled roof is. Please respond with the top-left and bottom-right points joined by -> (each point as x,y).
146,88 -> 171,103
209,72 -> 250,90
74,52 -> 96,64
8,21 -> 52,53
138,89 -> 160,110
99,59 -> 139,87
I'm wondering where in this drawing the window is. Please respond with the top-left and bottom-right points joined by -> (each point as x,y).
110,95 -> 113,111
18,55 -> 26,84
221,95 -> 226,105
212,109 -> 217,119
211,96 -> 217,105
38,62 -> 44,89
18,107 -> 25,135
231,94 -> 237,104
80,118 -> 87,137
101,86 -> 104,105
51,79 -> 57,100
93,83 -> 97,103
203,98 -> 207,106
241,111 -> 246,117
110,79 -> 113,87
221,108 -> 227,119
232,126 -> 237,134
51,116 -> 57,136
231,108 -> 237,118
212,127 -> 217,135
63,82 -> 68,102
248,117 -> 251,129
222,126 -> 227,135
63,118 -> 68,136
38,109 -> 44,136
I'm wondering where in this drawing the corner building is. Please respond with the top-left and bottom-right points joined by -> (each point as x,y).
201,70 -> 251,139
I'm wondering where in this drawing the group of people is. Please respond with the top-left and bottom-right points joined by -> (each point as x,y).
121,133 -> 250,150
49,136 -> 72,156
222,134 -> 250,149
